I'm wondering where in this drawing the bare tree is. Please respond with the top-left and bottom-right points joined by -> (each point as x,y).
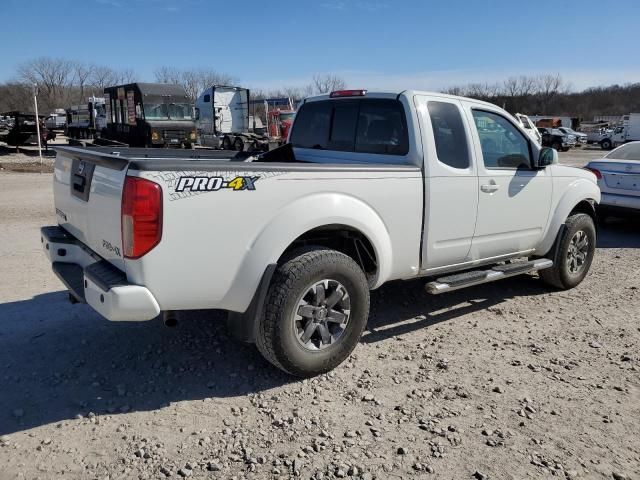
0,82 -> 32,112
154,66 -> 181,85
72,62 -> 95,102
532,74 -> 567,111
117,68 -> 138,84
89,66 -> 119,91
311,74 -> 346,94
153,67 -> 237,100
503,76 -> 538,97
17,57 -> 74,110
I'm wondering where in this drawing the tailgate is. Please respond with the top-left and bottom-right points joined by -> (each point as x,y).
53,147 -> 129,270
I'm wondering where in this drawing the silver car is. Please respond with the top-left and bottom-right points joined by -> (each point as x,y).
558,127 -> 588,145
585,141 -> 640,219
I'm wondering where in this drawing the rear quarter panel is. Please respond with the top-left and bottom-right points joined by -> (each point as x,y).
125,165 -> 423,312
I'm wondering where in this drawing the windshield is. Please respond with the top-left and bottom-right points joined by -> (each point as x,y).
144,102 -> 193,120
168,103 -> 193,120
605,142 -> 640,161
144,103 -> 169,120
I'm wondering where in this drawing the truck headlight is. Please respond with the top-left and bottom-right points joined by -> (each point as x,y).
151,130 -> 161,141
190,130 -> 197,140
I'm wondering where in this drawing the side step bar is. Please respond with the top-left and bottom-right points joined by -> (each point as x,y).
425,259 -> 553,294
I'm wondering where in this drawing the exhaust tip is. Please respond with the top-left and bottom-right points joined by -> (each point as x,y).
162,310 -> 178,327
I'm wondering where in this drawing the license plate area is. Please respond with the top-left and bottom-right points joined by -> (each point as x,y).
71,159 -> 96,201
605,173 -> 640,191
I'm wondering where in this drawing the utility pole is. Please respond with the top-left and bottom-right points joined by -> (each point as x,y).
33,83 -> 43,165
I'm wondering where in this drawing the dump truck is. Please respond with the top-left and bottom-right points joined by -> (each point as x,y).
66,97 -> 106,139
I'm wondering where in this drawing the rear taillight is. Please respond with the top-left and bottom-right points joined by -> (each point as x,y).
121,176 -> 162,259
584,167 -> 602,180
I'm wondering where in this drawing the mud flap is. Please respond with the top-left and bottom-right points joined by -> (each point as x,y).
226,264 -> 277,343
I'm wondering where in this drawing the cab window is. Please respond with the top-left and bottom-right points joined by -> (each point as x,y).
472,110 -> 531,169
290,99 -> 409,156
427,101 -> 470,169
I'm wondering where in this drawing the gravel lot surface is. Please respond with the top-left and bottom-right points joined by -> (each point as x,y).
0,149 -> 639,480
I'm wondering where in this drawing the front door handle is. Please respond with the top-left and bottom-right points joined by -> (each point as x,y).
481,182 -> 500,193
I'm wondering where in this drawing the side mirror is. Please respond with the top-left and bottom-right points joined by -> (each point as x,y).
535,147 -> 558,168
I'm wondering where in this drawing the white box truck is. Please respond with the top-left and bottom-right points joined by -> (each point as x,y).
600,113 -> 640,149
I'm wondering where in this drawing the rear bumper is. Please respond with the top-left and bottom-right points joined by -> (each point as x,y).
599,192 -> 640,212
41,226 -> 160,321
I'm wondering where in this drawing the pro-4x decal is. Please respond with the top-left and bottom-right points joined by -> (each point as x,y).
148,170 -> 288,201
175,176 -> 259,192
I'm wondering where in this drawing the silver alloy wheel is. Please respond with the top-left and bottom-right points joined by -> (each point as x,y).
293,279 -> 351,351
566,230 -> 589,274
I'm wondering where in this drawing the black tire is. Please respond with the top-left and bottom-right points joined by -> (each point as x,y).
221,136 -> 231,150
234,137 -> 245,152
540,213 -> 596,290
552,141 -> 561,151
601,139 -> 612,150
256,247 -> 370,377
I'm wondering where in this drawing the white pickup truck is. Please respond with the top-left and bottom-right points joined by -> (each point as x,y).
42,89 -> 601,377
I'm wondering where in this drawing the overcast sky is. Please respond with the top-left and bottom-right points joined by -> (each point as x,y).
1,0 -> 639,92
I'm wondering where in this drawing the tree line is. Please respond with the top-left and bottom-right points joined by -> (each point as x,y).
1,57 -> 638,121
0,57 -> 346,115
443,74 -> 640,120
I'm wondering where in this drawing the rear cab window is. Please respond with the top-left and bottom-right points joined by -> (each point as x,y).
290,98 -> 410,162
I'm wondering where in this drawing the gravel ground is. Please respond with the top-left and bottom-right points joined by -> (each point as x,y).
0,157 -> 639,480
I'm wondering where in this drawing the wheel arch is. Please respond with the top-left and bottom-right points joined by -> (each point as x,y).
221,192 -> 393,314
279,224 -> 379,285
538,179 -> 600,255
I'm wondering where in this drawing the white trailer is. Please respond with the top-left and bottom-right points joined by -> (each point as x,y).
195,85 -> 268,151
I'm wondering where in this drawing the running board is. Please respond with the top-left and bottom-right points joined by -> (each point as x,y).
425,259 -> 553,294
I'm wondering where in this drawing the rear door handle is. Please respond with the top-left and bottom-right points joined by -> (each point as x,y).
481,183 -> 500,193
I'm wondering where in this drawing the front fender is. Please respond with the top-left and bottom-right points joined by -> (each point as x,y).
220,192 -> 393,312
538,178 -> 601,255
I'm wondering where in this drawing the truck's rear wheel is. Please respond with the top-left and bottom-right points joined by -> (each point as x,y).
221,136 -> 231,150
234,137 -> 244,151
540,213 -> 596,290
600,138 -> 612,150
256,248 -> 370,377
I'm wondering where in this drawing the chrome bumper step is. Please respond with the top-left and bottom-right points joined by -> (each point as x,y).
425,259 -> 553,294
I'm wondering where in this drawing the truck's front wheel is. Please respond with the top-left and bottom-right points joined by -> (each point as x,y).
540,213 -> 596,290
256,248 -> 370,377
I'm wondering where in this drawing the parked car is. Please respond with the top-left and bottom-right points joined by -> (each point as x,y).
42,89 -> 600,377
558,127 -> 587,146
538,127 -> 575,152
585,141 -> 640,219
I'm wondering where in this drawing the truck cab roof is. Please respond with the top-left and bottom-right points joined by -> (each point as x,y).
303,90 -> 499,109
